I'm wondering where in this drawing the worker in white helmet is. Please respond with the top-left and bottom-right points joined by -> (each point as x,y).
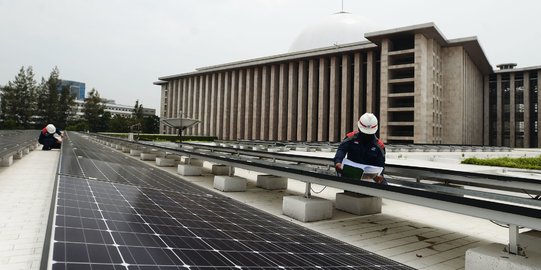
38,124 -> 63,150
333,112 -> 387,184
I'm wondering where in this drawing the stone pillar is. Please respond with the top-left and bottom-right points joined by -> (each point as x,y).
307,59 -> 318,142
244,68 -> 254,140
329,56 -> 340,142
353,52 -> 364,119
204,74 -> 211,136
379,41 -> 390,142
167,81 -> 174,133
496,74 -> 502,146
187,77 -> 194,135
223,71 -> 231,140
217,73 -> 224,139
253,67 -> 262,140
261,66 -> 271,140
510,73 -> 516,147
297,61 -> 308,141
523,72 -> 530,147
278,63 -> 289,141
484,76 -> 490,145
171,80 -> 178,120
198,76 -> 205,135
237,69 -> 246,140
210,74 -> 217,136
414,34 -> 429,143
318,57 -> 329,142
341,54 -> 352,136
366,51 -> 376,113
269,65 -> 279,141
287,62 -> 298,141
230,70 -> 238,140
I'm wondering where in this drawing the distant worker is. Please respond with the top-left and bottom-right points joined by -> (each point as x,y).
333,112 -> 387,184
38,124 -> 63,150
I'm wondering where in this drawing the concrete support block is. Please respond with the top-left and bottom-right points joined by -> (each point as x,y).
181,157 -> 204,166
335,192 -> 382,215
282,196 -> 333,222
140,153 -> 157,161
256,175 -> 288,190
177,164 -> 202,176
210,164 -> 234,175
156,157 -> 175,167
0,155 -> 14,167
23,147 -> 30,155
115,144 -> 123,150
130,149 -> 143,156
122,147 -> 131,153
29,144 -> 36,151
466,243 -> 541,270
213,176 -> 247,192
14,150 -> 24,160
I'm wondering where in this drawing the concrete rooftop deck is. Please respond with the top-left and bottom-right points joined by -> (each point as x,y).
2,141 -> 539,270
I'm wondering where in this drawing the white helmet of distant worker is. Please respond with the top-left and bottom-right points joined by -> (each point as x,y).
46,124 -> 56,134
357,113 -> 378,134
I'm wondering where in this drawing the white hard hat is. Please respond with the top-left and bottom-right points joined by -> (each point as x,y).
357,113 -> 378,134
46,124 -> 56,134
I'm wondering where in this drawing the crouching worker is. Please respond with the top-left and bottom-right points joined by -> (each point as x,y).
333,112 -> 387,184
38,124 -> 63,150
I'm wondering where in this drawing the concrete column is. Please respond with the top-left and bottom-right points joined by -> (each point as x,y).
414,34 -> 429,143
484,76 -> 490,145
204,74 -> 211,136
253,67 -> 262,140
171,80 -> 178,120
230,70 -> 238,140
223,72 -> 231,140
261,66 -> 271,140
198,76 -> 205,135
167,81 -> 174,133
278,63 -> 289,141
307,59 -> 318,142
269,65 -> 279,141
329,56 -> 340,142
210,74 -> 217,136
193,76 -> 200,135
353,52 -> 364,119
244,68 -> 254,140
366,51 -> 376,113
287,62 -> 298,141
379,40 -> 390,142
496,74 -> 502,146
318,57 -> 329,142
510,73 -> 516,147
341,54 -> 352,137
524,72 -> 530,147
217,73 -> 224,139
187,77 -> 194,135
297,61 -> 308,141
237,69 -> 245,140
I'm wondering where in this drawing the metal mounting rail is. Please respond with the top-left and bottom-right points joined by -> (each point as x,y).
141,140 -> 541,195
94,134 -> 541,232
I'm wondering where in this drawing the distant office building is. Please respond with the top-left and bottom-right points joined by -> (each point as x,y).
59,80 -> 86,101
72,99 -> 156,118
155,12 -> 540,148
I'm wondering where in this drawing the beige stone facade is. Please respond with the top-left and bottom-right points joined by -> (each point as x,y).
156,22 -> 540,147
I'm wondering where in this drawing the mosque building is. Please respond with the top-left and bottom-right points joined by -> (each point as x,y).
155,11 -> 541,148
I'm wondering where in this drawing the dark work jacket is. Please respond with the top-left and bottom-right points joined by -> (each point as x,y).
38,127 -> 62,147
333,130 -> 386,168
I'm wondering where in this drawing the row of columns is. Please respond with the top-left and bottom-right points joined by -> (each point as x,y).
162,51 -> 378,142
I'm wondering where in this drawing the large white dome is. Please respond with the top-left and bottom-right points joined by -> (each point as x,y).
289,12 -> 378,53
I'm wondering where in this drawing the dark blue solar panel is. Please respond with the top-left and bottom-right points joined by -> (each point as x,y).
48,132 -> 413,269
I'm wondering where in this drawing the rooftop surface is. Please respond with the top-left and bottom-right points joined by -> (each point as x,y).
1,139 -> 539,270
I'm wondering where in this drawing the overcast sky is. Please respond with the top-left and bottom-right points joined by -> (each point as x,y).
1,0 -> 540,116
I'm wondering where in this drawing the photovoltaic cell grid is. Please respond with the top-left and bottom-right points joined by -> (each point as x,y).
49,133 -> 413,269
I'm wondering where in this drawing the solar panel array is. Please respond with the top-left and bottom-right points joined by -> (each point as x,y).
48,132 -> 413,269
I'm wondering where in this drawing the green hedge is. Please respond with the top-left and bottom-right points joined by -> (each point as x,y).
100,133 -> 217,142
461,156 -> 541,170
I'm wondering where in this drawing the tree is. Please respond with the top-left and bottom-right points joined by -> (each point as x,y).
0,66 -> 37,128
83,88 -> 105,132
142,115 -> 160,134
58,84 -> 76,128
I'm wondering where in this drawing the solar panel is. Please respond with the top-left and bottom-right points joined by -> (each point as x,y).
48,133 -> 413,269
